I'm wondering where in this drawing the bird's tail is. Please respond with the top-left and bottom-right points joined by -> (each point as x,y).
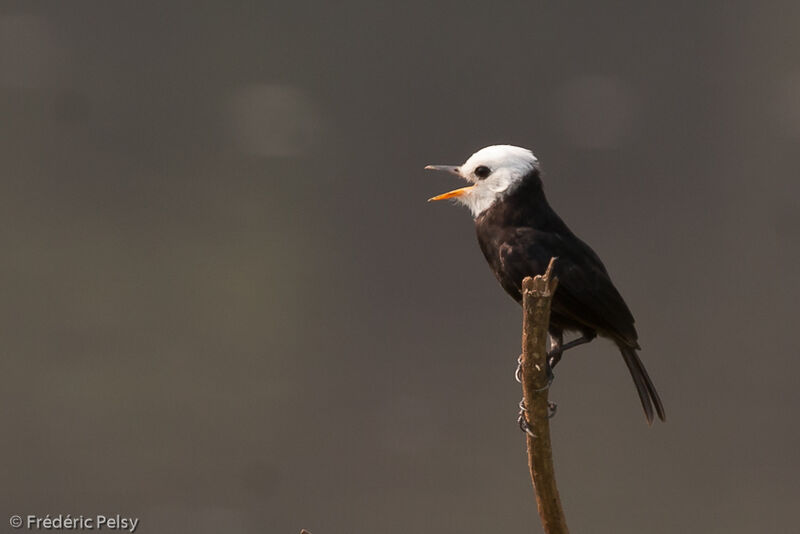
619,346 -> 665,425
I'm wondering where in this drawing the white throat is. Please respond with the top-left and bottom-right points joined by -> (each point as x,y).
461,185 -> 511,217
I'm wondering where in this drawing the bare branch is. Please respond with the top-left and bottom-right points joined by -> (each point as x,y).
520,260 -> 569,534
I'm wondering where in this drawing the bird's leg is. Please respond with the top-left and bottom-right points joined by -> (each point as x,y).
547,331 -> 597,368
558,331 -> 597,353
547,331 -> 564,369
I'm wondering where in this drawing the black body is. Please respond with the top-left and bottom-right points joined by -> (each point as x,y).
475,169 -> 665,423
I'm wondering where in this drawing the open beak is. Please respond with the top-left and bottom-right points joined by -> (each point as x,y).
424,164 -> 474,202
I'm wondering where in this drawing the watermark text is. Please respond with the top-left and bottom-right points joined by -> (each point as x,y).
9,515 -> 139,532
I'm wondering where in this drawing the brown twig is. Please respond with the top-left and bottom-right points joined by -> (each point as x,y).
519,257 -> 569,534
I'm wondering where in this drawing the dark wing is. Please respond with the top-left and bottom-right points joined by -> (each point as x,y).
498,228 -> 639,347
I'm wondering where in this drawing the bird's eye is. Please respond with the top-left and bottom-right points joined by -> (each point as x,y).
474,165 -> 491,179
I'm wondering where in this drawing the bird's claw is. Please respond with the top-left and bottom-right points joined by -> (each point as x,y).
547,348 -> 563,369
516,355 -> 556,388
535,369 -> 555,392
518,399 -> 536,437
517,398 -> 558,436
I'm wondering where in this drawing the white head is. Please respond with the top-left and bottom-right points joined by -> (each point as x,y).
426,145 -> 539,217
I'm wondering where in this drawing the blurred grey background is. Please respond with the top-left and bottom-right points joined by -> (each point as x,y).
1,2 -> 798,533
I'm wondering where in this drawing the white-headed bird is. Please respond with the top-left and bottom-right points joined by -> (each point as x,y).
427,145 -> 665,424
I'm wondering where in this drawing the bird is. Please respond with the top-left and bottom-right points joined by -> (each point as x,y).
426,145 -> 665,424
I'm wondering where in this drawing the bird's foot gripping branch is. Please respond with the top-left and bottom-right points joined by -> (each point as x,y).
518,257 -> 569,534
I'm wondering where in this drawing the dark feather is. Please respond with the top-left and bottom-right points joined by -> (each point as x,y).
475,169 -> 665,423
